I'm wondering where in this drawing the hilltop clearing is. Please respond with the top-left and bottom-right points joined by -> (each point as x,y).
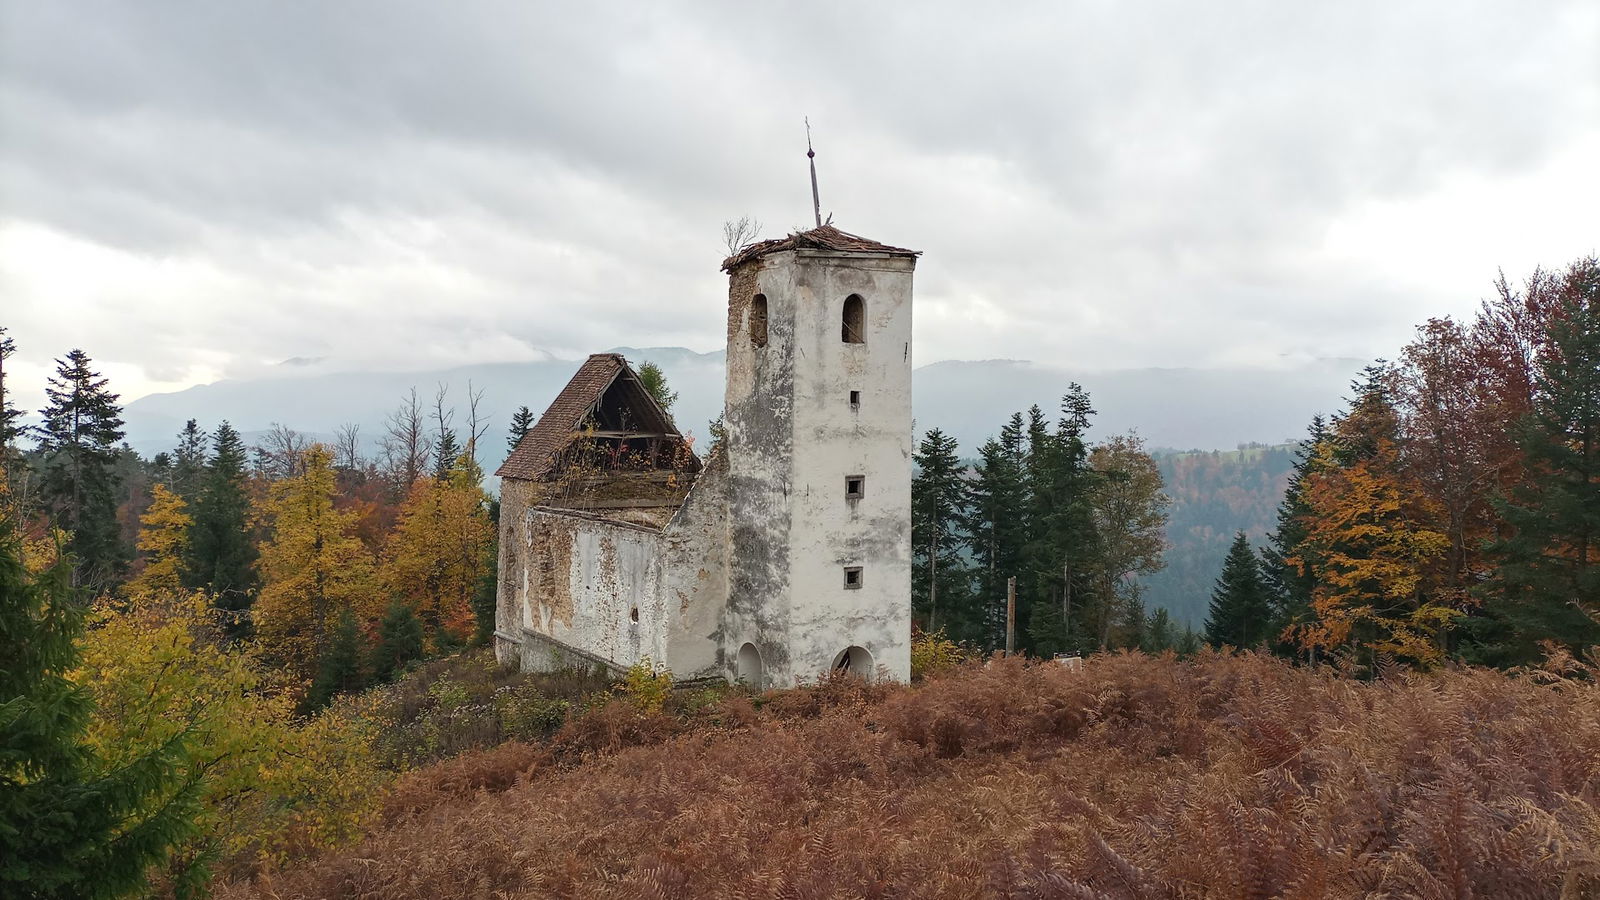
225,651 -> 1600,899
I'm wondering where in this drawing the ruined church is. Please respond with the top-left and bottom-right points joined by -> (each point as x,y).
494,225 -> 918,687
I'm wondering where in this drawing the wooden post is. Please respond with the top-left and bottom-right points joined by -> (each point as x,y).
1005,576 -> 1017,657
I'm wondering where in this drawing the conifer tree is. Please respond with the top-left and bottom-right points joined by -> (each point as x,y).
911,428 -> 972,636
0,328 -> 20,513
371,599 -> 426,682
1023,388 -> 1102,655
507,405 -> 535,452
1205,532 -> 1273,648
1481,258 -> 1600,662
307,605 -> 366,710
432,429 -> 460,481
0,518 -> 198,897
33,349 -> 127,593
1260,416 -> 1329,656
186,422 -> 257,635
255,445 -> 378,676
637,361 -> 678,420
126,484 -> 191,599
963,414 -> 1028,649
169,419 -> 209,504
1144,607 -> 1176,653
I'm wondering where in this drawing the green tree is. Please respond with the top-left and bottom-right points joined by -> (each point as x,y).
1205,532 -> 1274,648
507,405 -> 535,452
1023,388 -> 1102,656
0,521 -> 198,898
168,419 -> 208,504
33,349 -> 128,593
0,328 -> 21,513
186,422 -> 257,636
1259,416 -> 1329,657
1087,433 -> 1169,648
1144,607 -> 1176,653
637,361 -> 678,420
1481,258 -> 1600,663
911,428 -> 972,636
306,605 -> 366,710
371,599 -> 426,682
963,414 -> 1028,650
432,428 -> 460,481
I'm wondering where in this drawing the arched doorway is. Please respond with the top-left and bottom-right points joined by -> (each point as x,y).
831,645 -> 874,679
736,642 -> 764,689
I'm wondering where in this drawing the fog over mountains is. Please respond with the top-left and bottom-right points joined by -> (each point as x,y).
120,347 -> 1365,462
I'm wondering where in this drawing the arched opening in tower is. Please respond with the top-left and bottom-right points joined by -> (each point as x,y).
842,294 -> 865,344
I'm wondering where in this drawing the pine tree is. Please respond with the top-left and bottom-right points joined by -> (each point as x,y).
371,599 -> 426,683
432,429 -> 460,481
1481,257 -> 1600,663
169,419 -> 209,504
1205,532 -> 1273,648
306,605 -> 366,710
507,405 -> 535,452
1260,415 -> 1328,657
637,361 -> 678,421
1144,607 -> 1176,653
911,428 -> 972,636
0,328 -> 20,514
1022,388 -> 1102,655
33,349 -> 128,593
186,422 -> 257,635
126,484 -> 192,599
0,518 -> 199,898
963,414 -> 1028,650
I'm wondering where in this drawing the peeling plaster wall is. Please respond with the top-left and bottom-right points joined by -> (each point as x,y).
724,250 -> 915,686
494,478 -> 537,666
660,449 -> 729,681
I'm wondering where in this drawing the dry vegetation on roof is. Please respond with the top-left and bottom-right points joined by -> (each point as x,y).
225,651 -> 1600,899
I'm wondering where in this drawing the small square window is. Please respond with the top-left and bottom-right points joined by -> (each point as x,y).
845,476 -> 864,499
849,390 -> 861,409
844,566 -> 863,589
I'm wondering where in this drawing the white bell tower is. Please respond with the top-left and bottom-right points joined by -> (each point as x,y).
719,226 -> 918,686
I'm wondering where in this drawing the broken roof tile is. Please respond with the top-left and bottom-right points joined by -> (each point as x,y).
721,225 -> 919,272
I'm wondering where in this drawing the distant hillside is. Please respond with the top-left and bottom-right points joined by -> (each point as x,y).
1138,444 -> 1299,628
120,349 -> 1360,461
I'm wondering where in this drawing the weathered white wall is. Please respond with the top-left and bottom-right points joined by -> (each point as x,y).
661,451 -> 730,681
723,250 -> 915,686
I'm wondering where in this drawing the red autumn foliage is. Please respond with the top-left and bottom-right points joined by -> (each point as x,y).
223,652 -> 1600,899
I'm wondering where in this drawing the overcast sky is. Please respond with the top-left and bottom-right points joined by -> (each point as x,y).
3,1 -> 1597,413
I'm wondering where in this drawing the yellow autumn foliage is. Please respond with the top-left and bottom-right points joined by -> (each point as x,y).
74,594 -> 385,882
254,445 -> 380,675
126,483 -> 191,599
383,460 -> 494,647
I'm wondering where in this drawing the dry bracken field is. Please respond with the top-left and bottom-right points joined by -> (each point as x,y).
225,651 -> 1600,899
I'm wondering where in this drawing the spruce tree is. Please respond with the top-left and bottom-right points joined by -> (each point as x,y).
963,414 -> 1028,650
433,428 -> 460,481
33,350 -> 128,593
1144,607 -> 1176,653
911,427 -> 972,636
1205,532 -> 1273,648
169,419 -> 209,504
186,422 -> 257,635
0,328 -> 19,505
1260,415 -> 1329,656
307,605 -> 366,709
507,405 -> 535,452
1022,388 -> 1102,656
372,599 -> 426,683
0,519 -> 198,897
1481,259 -> 1600,662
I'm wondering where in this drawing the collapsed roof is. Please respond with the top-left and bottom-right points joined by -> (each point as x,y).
720,225 -> 919,273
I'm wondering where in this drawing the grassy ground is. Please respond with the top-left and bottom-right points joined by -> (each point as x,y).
226,650 -> 1600,899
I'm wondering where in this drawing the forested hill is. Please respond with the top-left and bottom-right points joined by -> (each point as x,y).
1139,444 -> 1298,627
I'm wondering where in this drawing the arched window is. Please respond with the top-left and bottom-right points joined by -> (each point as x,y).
750,294 -> 768,348
841,294 -> 865,344
831,645 -> 874,678
736,642 -> 764,688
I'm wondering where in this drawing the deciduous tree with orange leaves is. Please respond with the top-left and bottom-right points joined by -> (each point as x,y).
1292,367 -> 1459,666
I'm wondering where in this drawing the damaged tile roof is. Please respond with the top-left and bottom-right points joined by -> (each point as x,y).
721,224 -> 919,272
496,353 -> 682,480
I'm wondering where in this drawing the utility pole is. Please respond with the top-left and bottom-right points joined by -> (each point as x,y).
1005,576 -> 1016,657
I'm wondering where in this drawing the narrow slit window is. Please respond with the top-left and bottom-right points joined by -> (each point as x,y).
845,476 -> 864,499
750,294 -> 768,348
844,566 -> 863,589
849,390 -> 861,409
842,294 -> 865,343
